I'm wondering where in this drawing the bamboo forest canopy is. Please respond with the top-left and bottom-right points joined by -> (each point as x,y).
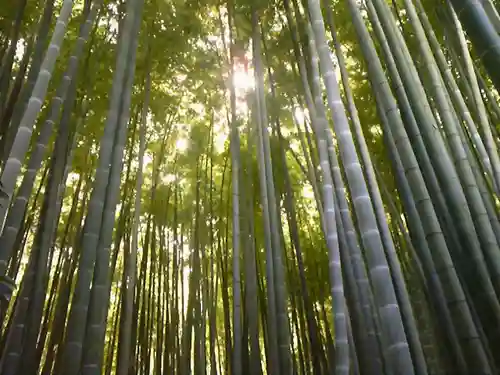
2,0 -> 500,374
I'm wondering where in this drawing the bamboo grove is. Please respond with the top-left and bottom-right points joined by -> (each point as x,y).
1,0 -> 500,374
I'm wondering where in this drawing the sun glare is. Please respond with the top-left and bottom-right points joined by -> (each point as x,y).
163,173 -> 176,183
293,107 -> 310,125
231,63 -> 254,115
233,68 -> 254,92
176,138 -> 188,152
15,39 -> 25,61
294,107 -> 305,124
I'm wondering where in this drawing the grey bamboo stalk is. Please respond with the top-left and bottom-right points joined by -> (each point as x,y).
447,0 -> 500,91
474,64 -> 500,124
243,112 -> 262,375
285,20 -> 369,369
284,0 -> 325,216
322,4 -> 428,374
252,9 -> 293,375
307,0 -> 415,372
284,0 -> 328,244
364,0 -> 458,265
412,0 -> 494,190
228,2 -> 242,373
0,82 -> 82,375
401,0 -> 500,299
294,113 -> 324,227
448,1 -> 500,194
251,35 -> 280,375
20,76 -> 80,375
380,104 -> 469,375
0,0 -> 54,160
307,25 -> 350,375
347,0 -> 493,371
81,0 -> 143,370
345,303 -> 360,375
308,20 -> 372,370
306,25 -> 383,374
319,135 -> 350,375
299,3 -> 383,374
60,0 -> 140,371
0,0 -> 101,276
116,50 -> 150,375
0,0 -> 74,232
481,0 -> 500,32
0,0 -> 27,114
368,0 -> 500,338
